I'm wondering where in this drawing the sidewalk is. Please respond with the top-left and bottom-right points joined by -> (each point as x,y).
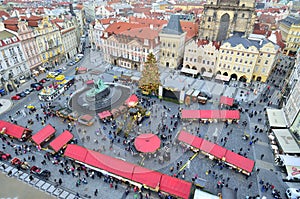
0,99 -> 13,115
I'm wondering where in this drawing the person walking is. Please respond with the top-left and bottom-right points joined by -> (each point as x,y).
260,154 -> 264,160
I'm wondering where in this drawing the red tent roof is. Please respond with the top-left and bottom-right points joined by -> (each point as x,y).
199,139 -> 215,154
160,175 -> 192,199
132,166 -> 162,189
134,133 -> 161,153
177,131 -> 203,148
199,110 -> 213,119
64,144 -> 88,162
49,130 -> 73,152
220,96 -> 234,106
210,144 -> 227,159
224,110 -> 240,119
86,150 -> 135,180
225,150 -> 254,173
98,111 -> 112,119
0,120 -> 31,139
86,80 -> 94,85
181,110 -> 200,119
31,124 -> 56,145
125,94 -> 138,107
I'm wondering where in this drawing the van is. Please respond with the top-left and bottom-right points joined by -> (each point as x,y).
286,188 -> 300,199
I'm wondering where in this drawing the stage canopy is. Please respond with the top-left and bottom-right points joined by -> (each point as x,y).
134,133 -> 161,153
49,130 -> 73,152
220,96 -> 234,106
31,124 -> 56,146
0,120 -> 31,139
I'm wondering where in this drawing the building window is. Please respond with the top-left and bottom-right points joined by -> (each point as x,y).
235,58 -> 238,62
265,60 -> 268,64
207,61 -> 210,64
247,69 -> 250,72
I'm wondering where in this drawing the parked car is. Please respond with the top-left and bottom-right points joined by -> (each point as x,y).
24,88 -> 34,95
35,85 -> 43,91
16,91 -> 27,98
67,61 -> 76,66
30,83 -> 43,89
46,72 -> 60,78
11,95 -> 21,100
21,161 -> 30,170
30,166 -> 51,179
286,188 -> 300,199
11,157 -> 22,166
0,151 -> 11,161
54,69 -> 63,74
39,78 -> 49,84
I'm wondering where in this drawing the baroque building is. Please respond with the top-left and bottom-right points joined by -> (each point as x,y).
198,0 -> 256,42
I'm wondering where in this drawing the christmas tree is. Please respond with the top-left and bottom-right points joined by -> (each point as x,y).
138,53 -> 161,95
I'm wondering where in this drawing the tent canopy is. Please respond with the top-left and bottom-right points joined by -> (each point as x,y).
132,166 -> 162,189
225,150 -> 255,173
220,96 -> 234,106
134,133 -> 161,153
31,124 -> 56,145
49,130 -> 73,152
181,110 -> 201,119
181,110 -> 240,120
0,120 -> 31,139
98,111 -> 112,119
177,131 -> 203,148
266,109 -> 288,128
125,94 -> 139,107
160,175 -> 192,199
64,144 -> 88,162
273,129 -> 300,154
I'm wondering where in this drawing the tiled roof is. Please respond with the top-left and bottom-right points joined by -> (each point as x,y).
100,18 -> 117,25
75,4 -> 84,10
132,7 -> 151,13
129,16 -> 167,29
3,18 -> 18,25
259,14 -> 276,24
280,16 -> 300,26
104,22 -> 147,35
120,27 -> 159,40
180,20 -> 198,41
161,15 -> 184,35
105,6 -> 114,12
28,15 -> 43,21
223,35 -> 258,49
0,11 -> 10,18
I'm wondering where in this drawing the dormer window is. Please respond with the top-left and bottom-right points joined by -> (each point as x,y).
144,39 -> 149,46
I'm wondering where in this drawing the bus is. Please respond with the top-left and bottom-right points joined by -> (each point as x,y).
38,76 -> 75,101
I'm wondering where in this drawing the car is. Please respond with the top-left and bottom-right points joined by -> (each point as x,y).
67,61 -> 76,66
21,162 -> 30,170
286,188 -> 300,199
11,157 -> 22,166
46,72 -> 60,78
11,95 -> 21,100
30,83 -> 43,89
24,88 -> 34,95
35,85 -> 43,91
16,91 -> 27,98
0,151 -> 11,161
30,166 -> 51,179
54,69 -> 63,74
39,78 -> 49,84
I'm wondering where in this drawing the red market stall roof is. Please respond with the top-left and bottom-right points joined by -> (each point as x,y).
125,94 -> 139,107
225,150 -> 254,173
49,130 -> 73,152
160,175 -> 192,199
78,67 -> 87,71
220,96 -> 234,106
181,110 -> 200,119
0,120 -> 31,139
98,111 -> 112,120
132,166 -> 162,189
199,139 -> 215,154
31,124 -> 56,146
210,144 -> 227,159
181,109 -> 240,120
86,150 -> 135,180
134,133 -> 161,153
86,80 -> 94,85
64,144 -> 88,162
177,131 -> 203,148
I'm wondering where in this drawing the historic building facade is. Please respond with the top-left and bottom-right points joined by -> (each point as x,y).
198,0 -> 255,42
183,40 -> 219,76
215,35 -> 278,83
159,15 -> 187,69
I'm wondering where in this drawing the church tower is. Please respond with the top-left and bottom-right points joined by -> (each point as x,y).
198,0 -> 256,42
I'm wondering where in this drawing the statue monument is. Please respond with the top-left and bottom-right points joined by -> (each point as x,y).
86,78 -> 110,101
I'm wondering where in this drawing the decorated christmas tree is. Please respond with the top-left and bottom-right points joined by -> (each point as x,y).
138,53 -> 161,95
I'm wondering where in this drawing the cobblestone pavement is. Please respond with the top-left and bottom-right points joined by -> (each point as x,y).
0,50 -> 299,199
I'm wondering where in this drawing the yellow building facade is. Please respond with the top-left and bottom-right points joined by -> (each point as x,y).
216,35 -> 278,83
35,17 -> 64,67
279,16 -> 300,56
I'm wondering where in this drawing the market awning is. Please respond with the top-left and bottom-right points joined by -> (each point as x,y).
199,139 -> 215,154
221,110 -> 240,120
177,131 -> 203,148
78,67 -> 87,71
266,109 -> 288,128
220,96 -> 234,106
64,144 -> 88,162
86,80 -> 94,85
159,174 -> 192,199
202,72 -> 214,79
181,67 -> 199,76
181,110 -> 201,119
210,145 -> 227,159
86,150 -> 135,180
125,94 -> 139,107
49,130 -> 73,152
224,150 -> 254,173
98,111 -> 112,120
215,74 -> 230,82
0,120 -> 31,139
132,166 -> 162,189
134,133 -> 161,153
273,129 -> 300,154
31,124 -> 56,146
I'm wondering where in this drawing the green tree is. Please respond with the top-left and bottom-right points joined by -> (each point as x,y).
138,53 -> 161,95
